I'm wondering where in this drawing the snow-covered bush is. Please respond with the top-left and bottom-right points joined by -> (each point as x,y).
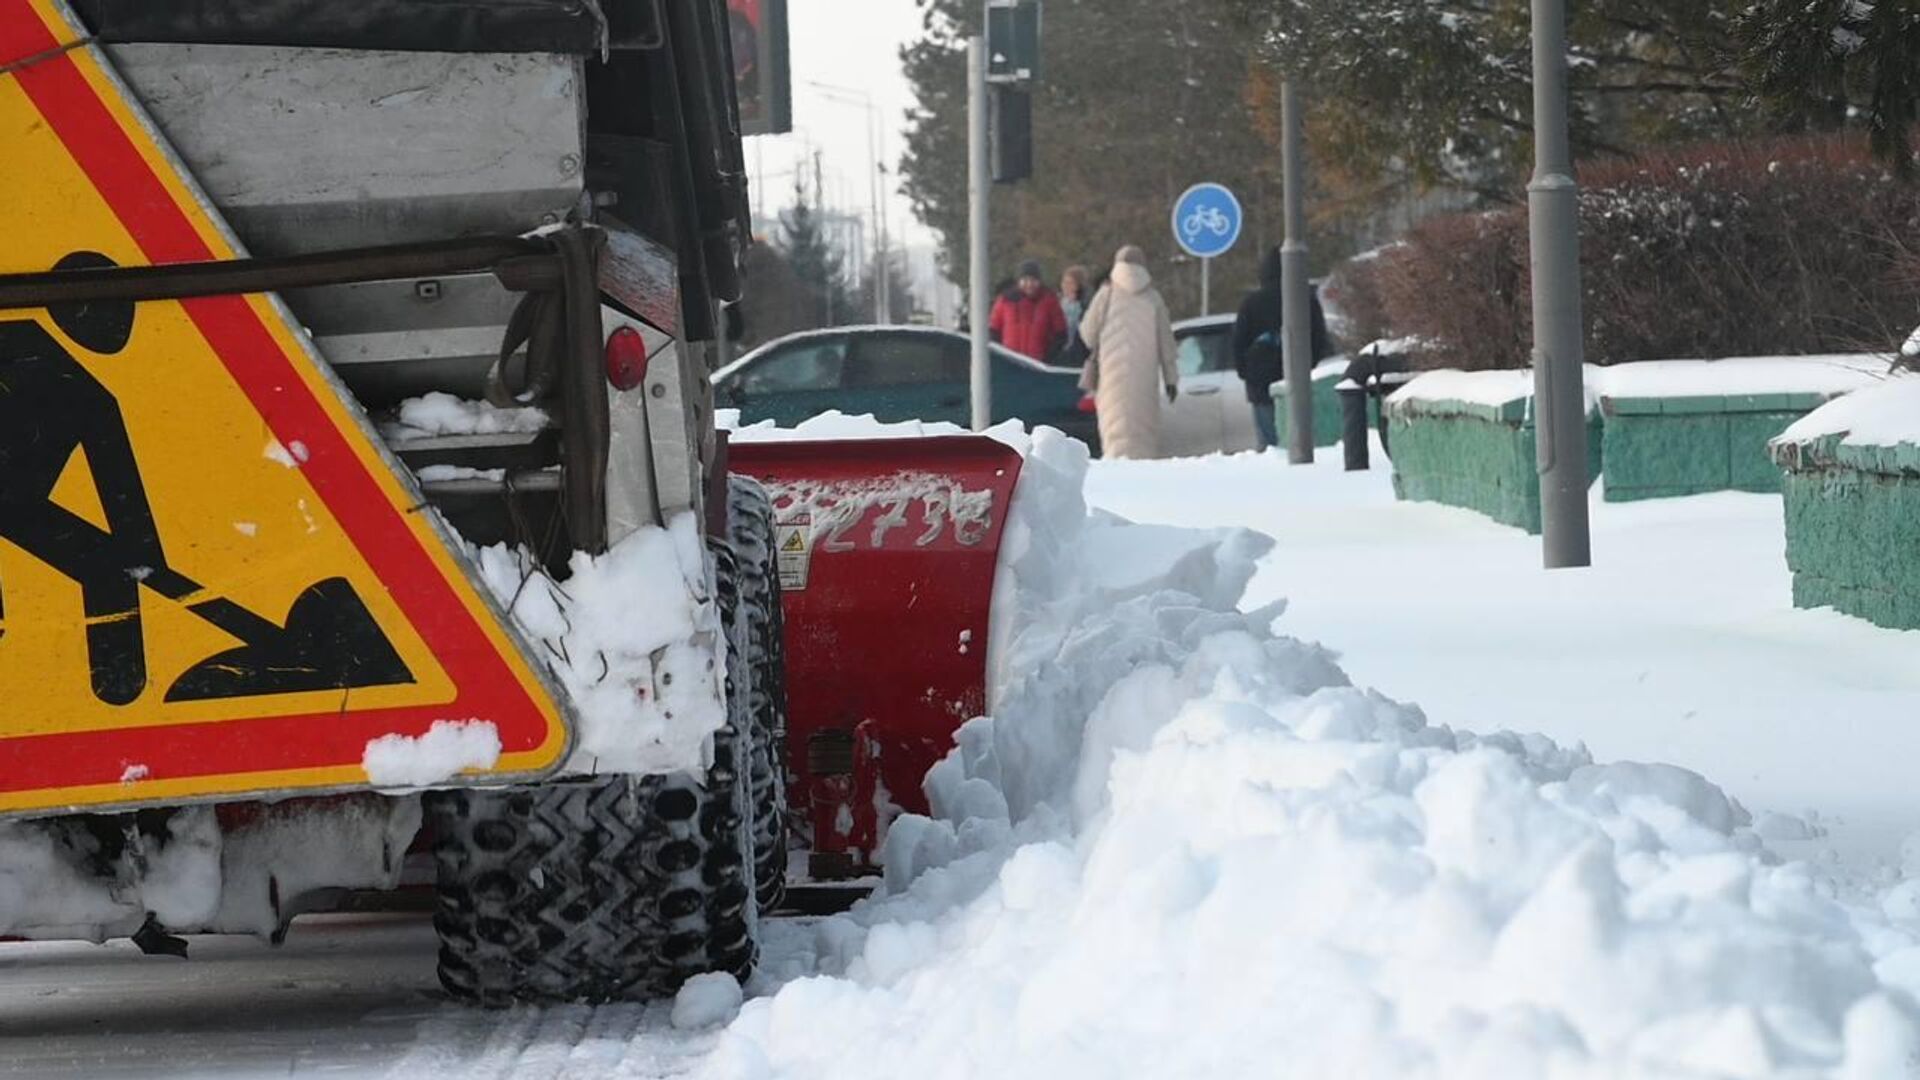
1350,135 -> 1920,371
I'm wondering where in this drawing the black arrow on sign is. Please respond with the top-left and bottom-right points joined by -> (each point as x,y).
136,566 -> 414,703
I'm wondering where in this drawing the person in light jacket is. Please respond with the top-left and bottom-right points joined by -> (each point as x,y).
1059,264 -> 1091,356
1079,245 -> 1179,460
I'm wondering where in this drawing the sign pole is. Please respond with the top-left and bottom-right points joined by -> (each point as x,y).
1280,79 -> 1314,465
967,36 -> 992,432
1528,0 -> 1592,568
1200,257 -> 1210,317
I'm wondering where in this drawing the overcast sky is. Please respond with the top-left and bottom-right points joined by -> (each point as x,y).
745,0 -> 933,250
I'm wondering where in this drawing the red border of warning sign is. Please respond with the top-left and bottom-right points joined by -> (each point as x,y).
0,0 -> 569,813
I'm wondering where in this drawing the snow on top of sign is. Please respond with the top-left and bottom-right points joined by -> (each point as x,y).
361,719 -> 502,788
381,393 -> 550,440
1776,372 -> 1920,449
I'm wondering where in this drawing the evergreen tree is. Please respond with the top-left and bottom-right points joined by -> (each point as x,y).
857,250 -> 919,324
734,243 -> 813,351
776,179 -> 858,327
1232,0 -> 1755,200
1738,0 -> 1920,173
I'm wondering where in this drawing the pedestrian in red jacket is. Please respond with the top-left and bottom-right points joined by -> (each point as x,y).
988,260 -> 1068,363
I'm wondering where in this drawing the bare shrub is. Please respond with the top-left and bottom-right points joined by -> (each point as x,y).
1320,244 -> 1400,353
1337,134 -> 1920,370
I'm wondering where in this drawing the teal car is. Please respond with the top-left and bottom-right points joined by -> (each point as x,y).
712,326 -> 1099,448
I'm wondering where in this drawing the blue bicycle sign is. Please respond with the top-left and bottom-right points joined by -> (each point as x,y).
1171,183 -> 1243,259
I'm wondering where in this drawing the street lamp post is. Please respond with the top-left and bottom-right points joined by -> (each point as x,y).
1528,0 -> 1593,568
1279,79 -> 1314,465
807,81 -> 892,324
967,37 -> 991,431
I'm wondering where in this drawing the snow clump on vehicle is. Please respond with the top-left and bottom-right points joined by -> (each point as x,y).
361,719 -> 502,788
470,512 -> 728,778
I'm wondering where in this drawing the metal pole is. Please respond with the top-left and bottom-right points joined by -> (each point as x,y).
876,110 -> 893,324
1280,79 -> 1314,465
813,150 -> 830,326
1200,258 -> 1210,317
1529,0 -> 1592,568
878,132 -> 892,323
867,103 -> 883,324
968,37 -> 992,432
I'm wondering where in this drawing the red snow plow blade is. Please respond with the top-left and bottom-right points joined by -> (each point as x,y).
729,436 -> 1024,879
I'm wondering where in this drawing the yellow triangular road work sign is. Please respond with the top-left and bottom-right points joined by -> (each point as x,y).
0,0 -> 569,815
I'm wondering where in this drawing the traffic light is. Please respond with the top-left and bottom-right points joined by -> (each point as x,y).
985,0 -> 1041,84
984,0 -> 1038,183
991,85 -> 1031,184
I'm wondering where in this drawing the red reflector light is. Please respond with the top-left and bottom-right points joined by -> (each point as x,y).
1076,394 -> 1097,414
605,326 -> 649,391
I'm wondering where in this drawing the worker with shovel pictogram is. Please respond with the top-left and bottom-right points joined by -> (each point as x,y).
0,252 -> 413,706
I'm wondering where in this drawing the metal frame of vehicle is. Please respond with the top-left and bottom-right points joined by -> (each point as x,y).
0,0 -> 764,988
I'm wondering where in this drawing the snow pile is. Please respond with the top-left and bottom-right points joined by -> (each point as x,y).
474,513 -> 727,776
696,427 -> 1920,1079
1776,373 -> 1920,453
362,720 -> 502,788
381,392 -> 549,440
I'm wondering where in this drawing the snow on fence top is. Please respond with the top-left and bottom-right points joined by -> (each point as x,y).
1385,367 -> 1599,423
1389,355 -> 1893,423
1600,355 -> 1889,401
1773,374 -> 1920,473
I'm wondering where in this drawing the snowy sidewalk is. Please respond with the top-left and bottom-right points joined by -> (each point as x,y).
1085,443 -> 1920,887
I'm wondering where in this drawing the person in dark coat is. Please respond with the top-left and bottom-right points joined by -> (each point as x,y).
1231,246 -> 1331,451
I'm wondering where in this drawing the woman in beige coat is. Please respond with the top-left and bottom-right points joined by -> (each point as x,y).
1078,245 -> 1179,459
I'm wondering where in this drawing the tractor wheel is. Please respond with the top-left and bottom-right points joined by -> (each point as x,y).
425,546 -> 757,1006
728,476 -> 791,912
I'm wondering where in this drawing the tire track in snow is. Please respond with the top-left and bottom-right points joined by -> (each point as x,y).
381,1001 -> 721,1078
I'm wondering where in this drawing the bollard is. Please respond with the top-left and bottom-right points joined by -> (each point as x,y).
1339,382 -> 1370,471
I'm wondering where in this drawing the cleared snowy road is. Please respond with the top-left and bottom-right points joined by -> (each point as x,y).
0,914 -> 731,1079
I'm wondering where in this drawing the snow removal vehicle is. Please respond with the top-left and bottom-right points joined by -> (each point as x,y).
0,0 -> 1020,1004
